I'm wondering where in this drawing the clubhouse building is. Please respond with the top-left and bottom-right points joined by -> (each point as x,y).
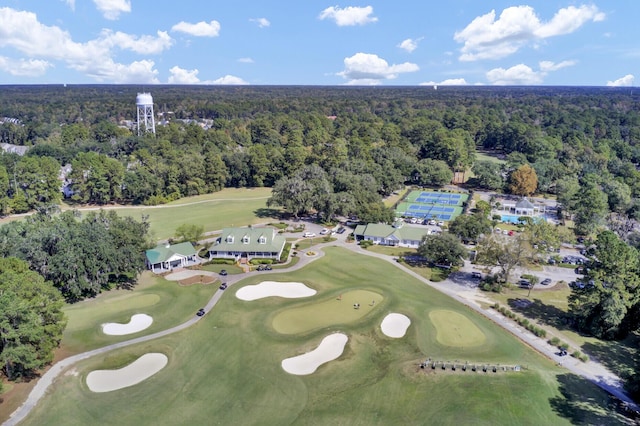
209,227 -> 286,261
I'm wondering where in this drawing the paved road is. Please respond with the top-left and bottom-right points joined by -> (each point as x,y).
4,226 -> 637,424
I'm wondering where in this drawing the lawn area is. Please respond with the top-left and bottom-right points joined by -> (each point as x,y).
366,245 -> 417,257
383,186 -> 411,208
198,263 -> 244,275
59,271 -> 218,355
82,187 -> 276,240
20,247 -> 633,426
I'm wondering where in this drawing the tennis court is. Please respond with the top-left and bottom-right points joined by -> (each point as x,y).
396,190 -> 468,221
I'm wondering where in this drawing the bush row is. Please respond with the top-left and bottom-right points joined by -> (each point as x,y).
492,303 -> 546,338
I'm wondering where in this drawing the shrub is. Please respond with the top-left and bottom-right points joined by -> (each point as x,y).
359,240 -> 373,248
579,354 -> 589,362
559,342 -> 570,351
207,259 -> 235,265
549,337 -> 561,346
492,302 -> 500,310
571,351 -> 582,358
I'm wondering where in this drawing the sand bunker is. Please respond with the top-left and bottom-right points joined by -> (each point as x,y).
281,333 -> 348,375
380,313 -> 411,338
102,314 -> 153,336
236,281 -> 316,301
86,353 -> 168,393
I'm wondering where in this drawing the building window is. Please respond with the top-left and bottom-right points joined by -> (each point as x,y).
226,236 -> 234,243
259,236 -> 266,244
242,236 -> 249,244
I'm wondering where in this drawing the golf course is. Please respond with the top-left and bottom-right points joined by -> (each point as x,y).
14,246 -> 631,425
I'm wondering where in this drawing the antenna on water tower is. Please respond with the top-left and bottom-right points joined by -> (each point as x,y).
136,92 -> 156,136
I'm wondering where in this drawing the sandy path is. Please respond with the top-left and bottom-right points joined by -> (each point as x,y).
281,333 -> 348,375
86,353 -> 168,392
102,314 -> 153,336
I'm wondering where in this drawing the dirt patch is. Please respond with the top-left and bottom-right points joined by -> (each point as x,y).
178,275 -> 216,286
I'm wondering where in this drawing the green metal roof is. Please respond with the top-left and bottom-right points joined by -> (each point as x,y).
355,223 -> 428,241
146,242 -> 196,264
210,227 -> 286,253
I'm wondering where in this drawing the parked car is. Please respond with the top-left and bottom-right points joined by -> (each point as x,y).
337,227 -> 346,234
541,278 -> 552,285
518,279 -> 532,289
471,272 -> 482,280
303,232 -> 316,238
219,269 -> 228,276
219,283 -> 227,290
196,308 -> 205,316
319,228 -> 330,235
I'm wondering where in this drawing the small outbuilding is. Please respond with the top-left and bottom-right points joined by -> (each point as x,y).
354,220 -> 429,248
146,242 -> 198,273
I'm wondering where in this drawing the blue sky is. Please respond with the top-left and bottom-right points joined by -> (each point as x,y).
0,1 -> 637,86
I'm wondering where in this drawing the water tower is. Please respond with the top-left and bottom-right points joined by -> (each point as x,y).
136,92 -> 155,136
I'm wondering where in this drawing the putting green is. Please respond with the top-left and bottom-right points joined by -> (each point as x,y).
429,309 -> 486,347
272,289 -> 383,334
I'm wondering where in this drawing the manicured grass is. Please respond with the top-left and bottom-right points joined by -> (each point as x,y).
271,289 -> 384,334
294,237 -> 336,250
60,272 -> 217,354
429,310 -> 487,347
84,188 -> 276,240
366,245 -> 417,257
199,263 -> 244,275
20,248 -> 632,426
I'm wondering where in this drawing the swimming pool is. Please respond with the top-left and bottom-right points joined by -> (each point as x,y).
500,214 -> 544,224
500,214 -> 523,224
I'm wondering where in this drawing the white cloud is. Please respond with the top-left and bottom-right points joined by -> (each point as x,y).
167,67 -> 248,85
84,59 -> 159,84
0,56 -> 52,76
398,37 -> 422,53
168,66 -> 201,84
0,7 -> 163,83
486,64 -> 543,85
420,78 -> 468,86
337,52 -> 418,84
539,60 -> 575,72
455,5 -> 605,61
250,18 -> 270,28
62,0 -> 76,11
171,20 -> 221,37
238,57 -> 254,63
98,30 -> 173,54
212,75 -> 249,85
607,74 -> 635,87
319,6 -> 378,26
93,0 -> 131,20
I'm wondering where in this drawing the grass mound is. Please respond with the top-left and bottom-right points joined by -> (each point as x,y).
429,309 -> 486,347
272,289 -> 383,334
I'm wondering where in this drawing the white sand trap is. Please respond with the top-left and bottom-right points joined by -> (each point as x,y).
236,281 -> 316,301
381,313 -> 411,338
281,333 -> 348,375
102,314 -> 153,336
86,353 -> 168,393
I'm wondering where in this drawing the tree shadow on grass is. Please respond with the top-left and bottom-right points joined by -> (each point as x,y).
550,373 -> 638,425
507,298 -> 575,331
581,333 -> 640,383
253,207 -> 283,219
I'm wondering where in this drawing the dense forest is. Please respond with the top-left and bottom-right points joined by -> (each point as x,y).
3,85 -> 640,387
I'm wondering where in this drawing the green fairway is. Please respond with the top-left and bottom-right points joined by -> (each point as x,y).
271,289 -> 384,334
60,272 -> 217,354
20,247 -> 632,426
82,187 -> 275,240
429,309 -> 487,347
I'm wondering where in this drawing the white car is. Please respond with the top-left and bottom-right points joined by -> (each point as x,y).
319,228 -> 330,235
303,232 -> 316,238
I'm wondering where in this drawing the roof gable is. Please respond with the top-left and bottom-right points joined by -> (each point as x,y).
146,241 -> 196,264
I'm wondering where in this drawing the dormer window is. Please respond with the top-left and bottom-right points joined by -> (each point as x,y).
258,236 -> 266,244
226,236 -> 234,243
242,235 -> 250,244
